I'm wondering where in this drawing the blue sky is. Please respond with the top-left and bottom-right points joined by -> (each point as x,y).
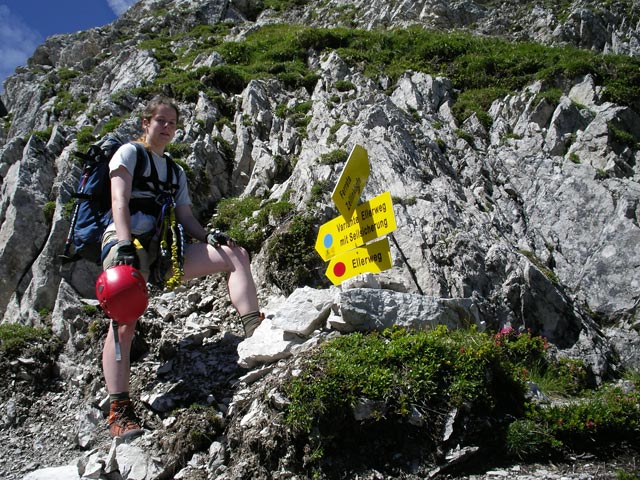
0,0 -> 139,92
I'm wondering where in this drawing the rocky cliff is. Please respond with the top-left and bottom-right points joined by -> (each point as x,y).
0,0 -> 639,479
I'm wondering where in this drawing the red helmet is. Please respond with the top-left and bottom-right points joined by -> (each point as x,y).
95,265 -> 148,324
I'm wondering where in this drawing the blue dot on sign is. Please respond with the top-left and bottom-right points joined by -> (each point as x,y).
323,234 -> 333,248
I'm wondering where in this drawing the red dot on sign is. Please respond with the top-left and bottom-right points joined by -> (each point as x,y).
333,262 -> 346,277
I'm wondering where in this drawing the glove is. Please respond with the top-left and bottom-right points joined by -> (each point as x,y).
206,229 -> 236,248
113,240 -> 140,269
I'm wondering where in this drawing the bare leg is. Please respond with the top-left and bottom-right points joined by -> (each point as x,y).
102,321 -> 137,394
182,243 -> 259,316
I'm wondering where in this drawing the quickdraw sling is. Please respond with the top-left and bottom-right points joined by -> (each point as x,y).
154,199 -> 185,290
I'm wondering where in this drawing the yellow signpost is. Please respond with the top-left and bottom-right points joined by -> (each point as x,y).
331,144 -> 370,219
316,145 -> 396,285
325,238 -> 393,285
315,191 -> 396,261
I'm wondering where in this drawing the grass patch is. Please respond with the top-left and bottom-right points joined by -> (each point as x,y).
608,122 -> 639,150
209,196 -> 264,253
265,214 -> 328,294
283,326 -> 640,471
568,152 -> 581,164
209,194 -> 296,254
129,22 -> 640,124
319,149 -> 348,165
30,127 -> 53,143
0,324 -> 53,356
76,126 -> 97,152
519,249 -> 560,284
285,326 -> 552,434
43,201 -> 56,223
508,383 -> 640,459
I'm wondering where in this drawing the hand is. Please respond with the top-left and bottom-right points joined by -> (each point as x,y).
113,240 -> 140,269
206,229 -> 236,248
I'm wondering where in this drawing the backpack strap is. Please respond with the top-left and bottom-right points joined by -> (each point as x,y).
130,142 -> 180,195
131,143 -> 152,190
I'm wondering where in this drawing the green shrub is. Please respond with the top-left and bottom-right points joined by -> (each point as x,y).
505,418 -> 562,459
263,0 -> 310,11
2,112 -> 12,130
57,67 -> 79,83
335,80 -> 355,92
546,357 -> 590,396
608,122 -> 639,149
505,133 -> 522,140
329,121 -> 347,136
53,89 -> 87,118
153,68 -> 202,102
138,36 -> 177,67
255,194 -> 295,227
276,100 -> 313,128
293,100 -> 313,115
31,127 -> 53,142
510,384 -> 640,458
63,200 -> 75,220
208,196 -> 264,252
165,143 -> 192,160
82,305 -> 99,316
87,319 -> 105,341
452,87 -> 503,128
76,126 -> 96,152
393,196 -> 417,206
308,179 -> 333,207
455,128 -> 475,145
201,65 -> 247,94
265,214 -> 326,294
209,194 -> 296,254
284,326 -> 529,435
319,149 -> 348,165
43,201 -> 56,223
99,117 -> 125,137
0,324 -> 52,356
519,249 -> 559,284
129,22 -> 640,122
616,471 -> 640,480
534,87 -> 563,106
284,325 -> 640,468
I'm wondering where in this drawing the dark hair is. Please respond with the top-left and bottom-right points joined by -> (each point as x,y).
138,95 -> 180,144
141,95 -> 180,123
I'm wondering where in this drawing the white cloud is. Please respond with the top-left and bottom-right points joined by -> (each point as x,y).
106,0 -> 140,16
0,5 -> 42,90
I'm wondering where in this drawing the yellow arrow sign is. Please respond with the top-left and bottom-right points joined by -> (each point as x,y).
331,144 -> 370,218
315,191 -> 396,261
325,237 -> 393,285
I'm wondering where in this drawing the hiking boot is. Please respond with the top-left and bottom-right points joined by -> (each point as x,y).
107,399 -> 144,440
241,311 -> 265,338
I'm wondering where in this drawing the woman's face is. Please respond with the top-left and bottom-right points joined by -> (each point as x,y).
143,104 -> 177,151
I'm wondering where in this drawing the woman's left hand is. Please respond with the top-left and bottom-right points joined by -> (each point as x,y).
206,229 -> 237,248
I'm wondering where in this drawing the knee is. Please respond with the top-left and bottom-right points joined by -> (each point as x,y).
108,322 -> 137,343
223,245 -> 251,267
235,245 -> 251,263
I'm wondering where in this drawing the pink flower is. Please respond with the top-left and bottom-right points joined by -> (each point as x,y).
498,326 -> 514,336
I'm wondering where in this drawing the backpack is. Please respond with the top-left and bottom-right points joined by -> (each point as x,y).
61,132 -> 180,264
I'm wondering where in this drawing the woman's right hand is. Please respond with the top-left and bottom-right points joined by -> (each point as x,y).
113,240 -> 140,269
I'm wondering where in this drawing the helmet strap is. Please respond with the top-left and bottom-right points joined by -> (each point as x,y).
112,319 -> 122,362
